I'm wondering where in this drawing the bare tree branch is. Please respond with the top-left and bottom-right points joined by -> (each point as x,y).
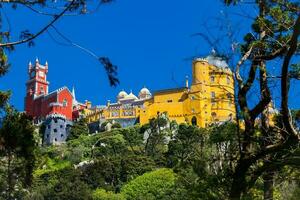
0,0 -> 76,47
236,45 -> 253,88
281,15 -> 300,138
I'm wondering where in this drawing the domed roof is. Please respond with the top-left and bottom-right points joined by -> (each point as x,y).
139,87 -> 151,95
117,90 -> 128,99
205,50 -> 229,69
125,92 -> 138,100
139,87 -> 151,99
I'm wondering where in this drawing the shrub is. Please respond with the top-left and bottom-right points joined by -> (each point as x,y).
121,168 -> 176,200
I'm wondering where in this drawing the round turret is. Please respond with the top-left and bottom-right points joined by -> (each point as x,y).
139,87 -> 151,99
117,90 -> 128,100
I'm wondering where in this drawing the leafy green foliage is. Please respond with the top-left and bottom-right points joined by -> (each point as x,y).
111,122 -> 122,129
120,126 -> 144,153
67,118 -> 89,141
29,167 -> 92,200
0,108 -> 37,199
121,168 -> 176,200
167,124 -> 205,167
92,188 -> 125,200
145,114 -> 170,159
11,113 -> 299,199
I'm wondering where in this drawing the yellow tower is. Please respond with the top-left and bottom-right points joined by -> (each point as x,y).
140,54 -> 236,127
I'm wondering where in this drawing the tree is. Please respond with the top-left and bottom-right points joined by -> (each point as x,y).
222,0 -> 300,198
144,113 -> 170,158
67,118 -> 89,141
0,108 -> 37,199
111,122 -> 122,129
120,126 -> 144,154
92,188 -> 125,200
29,167 -> 92,200
167,124 -> 205,168
121,168 -> 176,200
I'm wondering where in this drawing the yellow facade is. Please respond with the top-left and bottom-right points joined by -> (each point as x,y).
85,55 -> 236,128
139,58 -> 235,127
85,93 -> 145,126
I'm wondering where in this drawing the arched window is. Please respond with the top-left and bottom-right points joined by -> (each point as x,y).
227,76 -> 230,85
191,116 -> 197,126
210,76 -> 215,83
211,112 -> 217,119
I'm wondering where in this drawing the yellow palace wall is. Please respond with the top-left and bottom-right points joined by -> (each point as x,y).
139,59 -> 236,127
85,58 -> 236,128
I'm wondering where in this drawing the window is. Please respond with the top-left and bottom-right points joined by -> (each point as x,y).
47,125 -> 50,129
211,112 -> 217,119
60,125 -> 63,128
211,92 -> 216,99
54,138 -> 57,142
227,76 -> 230,85
53,129 -> 57,133
227,93 -> 232,99
210,76 -> 215,83
191,116 -> 197,126
40,86 -> 44,94
63,99 -> 68,107
54,119 -> 58,123
167,100 -> 173,103
61,134 -> 64,138
30,71 -> 36,78
227,93 -> 232,106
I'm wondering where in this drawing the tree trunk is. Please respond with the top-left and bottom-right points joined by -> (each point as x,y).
263,170 -> 274,200
229,159 -> 251,199
259,61 -> 274,200
7,151 -> 13,200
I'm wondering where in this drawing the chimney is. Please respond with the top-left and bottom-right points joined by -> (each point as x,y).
185,75 -> 189,88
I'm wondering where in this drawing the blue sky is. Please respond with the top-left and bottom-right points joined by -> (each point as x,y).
1,0 -> 297,110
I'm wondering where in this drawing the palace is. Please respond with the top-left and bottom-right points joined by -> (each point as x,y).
24,54 -> 280,145
85,53 -> 236,128
24,54 -> 236,144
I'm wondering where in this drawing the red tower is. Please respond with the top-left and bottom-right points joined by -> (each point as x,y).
25,58 -> 49,117
27,58 -> 49,96
24,58 -> 78,122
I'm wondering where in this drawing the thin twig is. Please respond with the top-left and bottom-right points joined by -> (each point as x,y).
0,0 -> 76,47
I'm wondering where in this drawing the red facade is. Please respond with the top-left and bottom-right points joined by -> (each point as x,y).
25,59 -> 74,121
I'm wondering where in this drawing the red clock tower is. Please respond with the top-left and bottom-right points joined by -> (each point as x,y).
25,58 -> 49,117
24,58 -> 88,144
